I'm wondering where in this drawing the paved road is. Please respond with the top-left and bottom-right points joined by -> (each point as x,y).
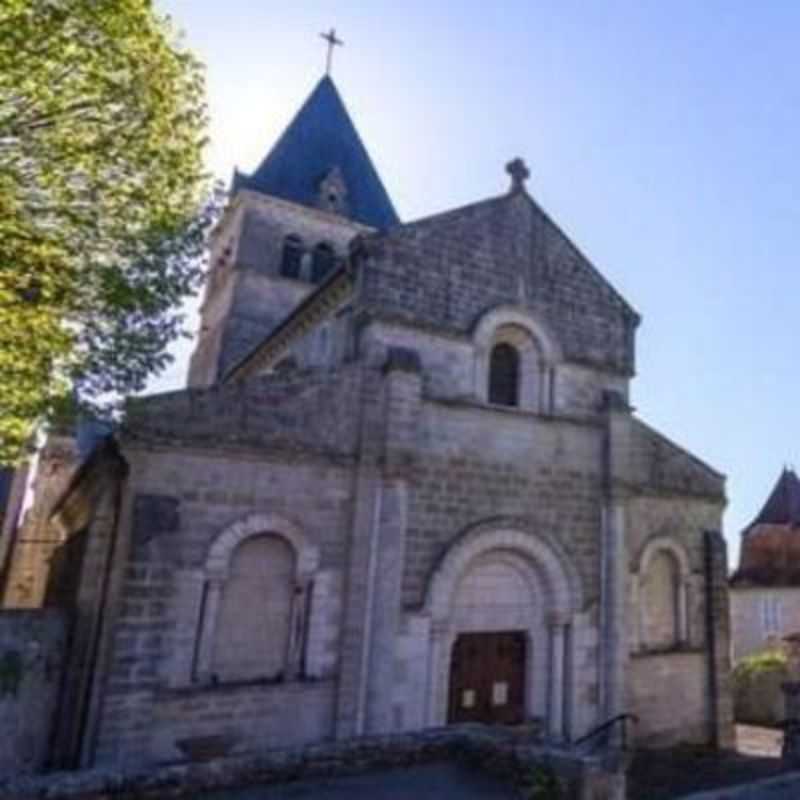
200,762 -> 521,800
690,773 -> 800,799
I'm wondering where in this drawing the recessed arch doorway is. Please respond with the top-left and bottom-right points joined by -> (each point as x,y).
424,524 -> 581,739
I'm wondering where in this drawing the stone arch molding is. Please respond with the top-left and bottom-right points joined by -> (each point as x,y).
473,305 -> 562,364
422,518 -> 584,736
205,512 -> 320,578
425,519 -> 583,622
472,305 -> 561,411
636,534 -> 691,577
192,512 -> 321,685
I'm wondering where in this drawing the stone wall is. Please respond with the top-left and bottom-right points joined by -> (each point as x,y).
150,681 -> 336,764
629,652 -> 707,745
0,463 -> 28,577
357,190 -> 637,375
88,432 -> 357,767
359,319 -> 628,417
2,435 -> 79,608
126,364 -> 362,456
0,609 -> 67,777
0,725 -> 622,800
627,496 -> 723,653
188,192 -> 367,386
405,399 -> 605,607
625,496 -> 732,748
392,396 -> 604,739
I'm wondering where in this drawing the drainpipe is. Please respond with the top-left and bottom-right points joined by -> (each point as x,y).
703,530 -> 719,749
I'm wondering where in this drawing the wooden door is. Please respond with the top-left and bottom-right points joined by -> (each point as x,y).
447,631 -> 526,725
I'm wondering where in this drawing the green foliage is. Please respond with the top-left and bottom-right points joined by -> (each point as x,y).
732,648 -> 788,686
0,0 -> 220,463
517,765 -> 564,800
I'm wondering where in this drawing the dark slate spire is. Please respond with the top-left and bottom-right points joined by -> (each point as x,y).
748,467 -> 800,530
233,76 -> 399,230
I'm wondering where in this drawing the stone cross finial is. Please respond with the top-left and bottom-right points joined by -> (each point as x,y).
506,158 -> 530,193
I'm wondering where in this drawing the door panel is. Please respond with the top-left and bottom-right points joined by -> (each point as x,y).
447,631 -> 526,725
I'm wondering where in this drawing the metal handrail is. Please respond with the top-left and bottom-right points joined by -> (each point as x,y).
571,712 -> 639,752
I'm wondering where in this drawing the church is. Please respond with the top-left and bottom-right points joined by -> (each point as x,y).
2,73 -> 734,770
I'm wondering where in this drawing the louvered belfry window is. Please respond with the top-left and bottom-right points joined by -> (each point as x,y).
280,235 -> 303,279
489,343 -> 520,407
312,242 -> 336,283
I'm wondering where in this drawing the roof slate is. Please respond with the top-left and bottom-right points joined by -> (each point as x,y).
233,76 -> 399,230
747,467 -> 800,531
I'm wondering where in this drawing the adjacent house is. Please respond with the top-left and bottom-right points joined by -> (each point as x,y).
730,467 -> 800,661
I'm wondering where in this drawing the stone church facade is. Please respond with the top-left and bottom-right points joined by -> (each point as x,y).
2,76 -> 733,770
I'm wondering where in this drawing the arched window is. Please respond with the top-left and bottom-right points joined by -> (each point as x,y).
280,235 -> 304,279
311,243 -> 336,283
641,549 -> 681,650
488,343 -> 520,407
211,534 -> 295,683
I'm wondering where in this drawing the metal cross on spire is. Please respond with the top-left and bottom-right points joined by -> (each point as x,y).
320,28 -> 344,76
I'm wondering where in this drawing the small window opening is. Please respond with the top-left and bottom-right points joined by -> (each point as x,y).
489,343 -> 520,407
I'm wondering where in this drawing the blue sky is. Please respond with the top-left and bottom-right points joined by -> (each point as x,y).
156,0 -> 800,564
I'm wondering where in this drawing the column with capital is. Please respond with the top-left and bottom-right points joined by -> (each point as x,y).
548,611 -> 570,740
194,576 -> 224,683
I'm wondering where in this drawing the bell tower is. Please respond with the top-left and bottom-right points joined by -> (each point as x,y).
187,75 -> 398,386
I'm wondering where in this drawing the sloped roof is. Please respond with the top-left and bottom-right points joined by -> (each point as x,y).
629,418 -> 726,499
747,468 -> 800,531
233,76 -> 399,230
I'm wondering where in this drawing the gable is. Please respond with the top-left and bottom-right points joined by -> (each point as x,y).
356,190 -> 640,375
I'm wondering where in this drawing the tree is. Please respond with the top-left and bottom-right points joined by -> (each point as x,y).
0,0 -> 218,464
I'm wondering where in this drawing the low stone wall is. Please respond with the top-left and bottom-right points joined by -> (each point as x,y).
0,609 -> 68,778
147,680 -> 337,765
734,666 -> 787,727
629,651 -> 709,746
0,725 -> 622,800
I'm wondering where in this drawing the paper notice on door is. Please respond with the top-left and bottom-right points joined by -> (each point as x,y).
492,681 -> 508,706
462,689 -> 476,708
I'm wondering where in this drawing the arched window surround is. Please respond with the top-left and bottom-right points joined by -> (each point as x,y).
473,306 -> 561,413
194,513 -> 320,684
632,537 -> 692,653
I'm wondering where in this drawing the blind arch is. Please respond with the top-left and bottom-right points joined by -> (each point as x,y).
211,534 -> 296,682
